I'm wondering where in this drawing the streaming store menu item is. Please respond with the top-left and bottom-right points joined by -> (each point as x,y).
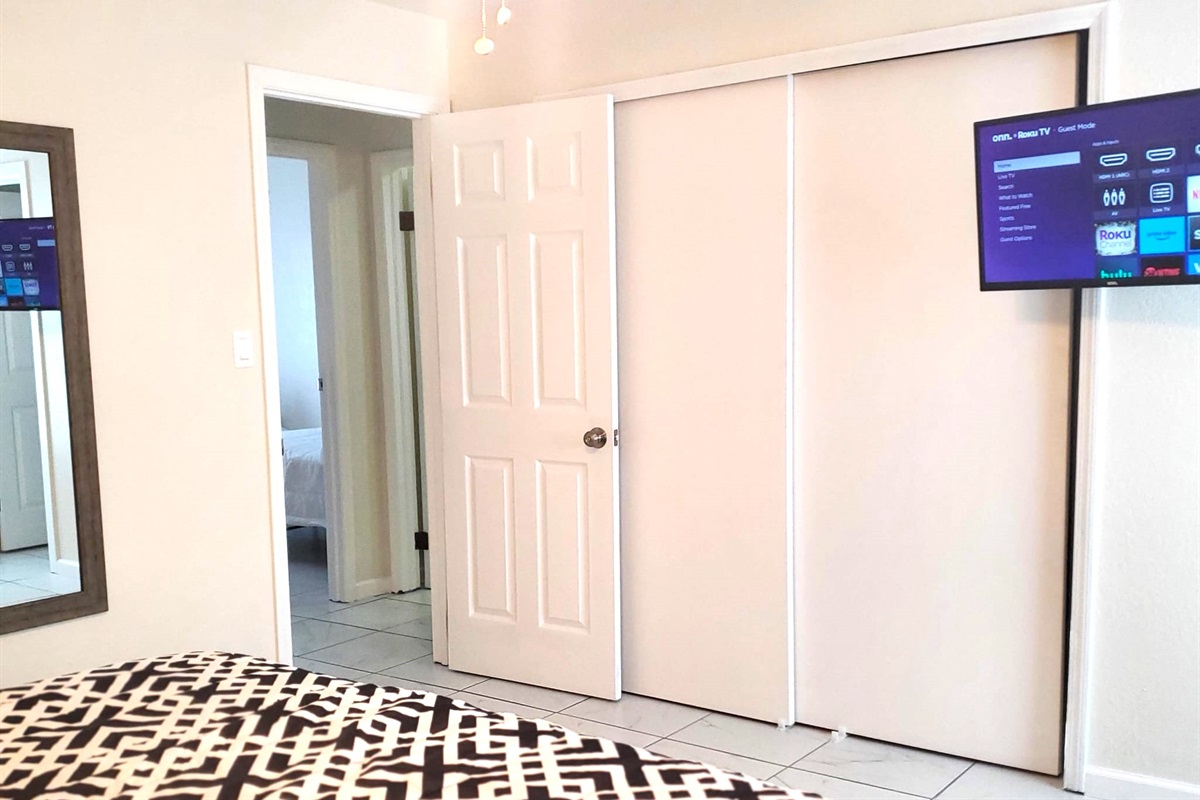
0,217 -> 60,310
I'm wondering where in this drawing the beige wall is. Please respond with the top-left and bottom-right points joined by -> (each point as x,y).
445,0 -> 1200,791
1085,0 -> 1200,789
0,0 -> 446,686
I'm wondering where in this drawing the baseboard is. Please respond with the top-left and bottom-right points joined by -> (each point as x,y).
354,576 -> 395,600
54,559 -> 80,578
1086,767 -> 1200,800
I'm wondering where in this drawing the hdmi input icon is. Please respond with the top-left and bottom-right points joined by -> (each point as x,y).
1145,147 -> 1176,162
1098,153 -> 1127,167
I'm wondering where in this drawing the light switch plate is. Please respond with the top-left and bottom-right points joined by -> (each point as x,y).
233,331 -> 255,368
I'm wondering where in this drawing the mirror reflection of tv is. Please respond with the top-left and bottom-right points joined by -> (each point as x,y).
974,88 -> 1200,291
0,217 -> 60,310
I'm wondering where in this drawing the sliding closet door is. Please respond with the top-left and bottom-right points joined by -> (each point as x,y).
794,36 -> 1077,773
617,78 -> 792,723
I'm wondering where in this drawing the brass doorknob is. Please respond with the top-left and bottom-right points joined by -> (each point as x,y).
583,427 -> 608,449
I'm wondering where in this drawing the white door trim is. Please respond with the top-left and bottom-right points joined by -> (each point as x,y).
1064,4 -> 1114,786
370,148 -> 423,595
410,117 -> 449,663
28,314 -> 56,560
537,4 -> 1109,791
246,64 -> 448,664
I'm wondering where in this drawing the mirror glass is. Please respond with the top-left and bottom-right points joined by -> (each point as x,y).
0,146 -> 79,607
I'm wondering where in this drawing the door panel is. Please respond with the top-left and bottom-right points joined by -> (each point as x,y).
615,78 -> 793,723
793,35 -> 1077,773
432,95 -> 620,698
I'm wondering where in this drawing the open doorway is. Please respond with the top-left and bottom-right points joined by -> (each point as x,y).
260,98 -> 433,671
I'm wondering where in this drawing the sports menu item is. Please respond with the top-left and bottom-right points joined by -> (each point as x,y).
0,217 -> 60,310
975,89 -> 1199,290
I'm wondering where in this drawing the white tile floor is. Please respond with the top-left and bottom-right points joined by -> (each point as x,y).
0,546 -> 80,605
286,531 -> 1086,799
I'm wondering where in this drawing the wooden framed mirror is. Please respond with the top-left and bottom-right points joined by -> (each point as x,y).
0,121 -> 105,634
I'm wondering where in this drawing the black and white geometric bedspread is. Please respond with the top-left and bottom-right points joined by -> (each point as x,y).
0,652 -> 817,799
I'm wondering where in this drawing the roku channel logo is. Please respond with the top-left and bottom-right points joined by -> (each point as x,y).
1095,221 -> 1136,256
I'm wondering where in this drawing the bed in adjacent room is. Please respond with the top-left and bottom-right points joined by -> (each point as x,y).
0,652 -> 813,799
283,427 -> 325,529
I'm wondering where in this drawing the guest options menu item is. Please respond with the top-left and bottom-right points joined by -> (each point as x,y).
0,217 -> 60,310
975,89 -> 1199,290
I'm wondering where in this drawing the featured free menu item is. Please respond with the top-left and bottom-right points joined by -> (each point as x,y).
0,217 -> 60,310
975,89 -> 1199,290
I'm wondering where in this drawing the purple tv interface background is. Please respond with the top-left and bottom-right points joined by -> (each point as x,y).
976,91 -> 1200,288
0,217 -> 61,310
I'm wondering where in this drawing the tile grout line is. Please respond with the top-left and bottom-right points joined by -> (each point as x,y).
296,626 -> 427,663
557,696 -> 591,714
774,764 -> 932,799
458,684 -> 583,714
789,736 -> 832,765
294,618 -> 434,642
554,707 -> 712,742
929,760 -> 977,799
656,735 -> 813,772
652,711 -> 715,745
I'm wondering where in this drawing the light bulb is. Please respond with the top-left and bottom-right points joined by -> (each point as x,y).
473,35 -> 495,55
496,1 -> 512,25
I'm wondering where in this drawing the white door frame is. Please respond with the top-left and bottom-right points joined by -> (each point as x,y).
265,137 -> 348,603
369,148 -> 424,596
246,65 -> 448,664
543,4 -> 1110,791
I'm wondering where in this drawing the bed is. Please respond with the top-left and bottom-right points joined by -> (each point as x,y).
0,652 -> 815,799
283,427 -> 325,529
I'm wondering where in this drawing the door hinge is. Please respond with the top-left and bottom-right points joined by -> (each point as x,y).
414,531 -> 429,551
613,428 -> 619,446
398,211 -> 415,232
318,377 -> 324,391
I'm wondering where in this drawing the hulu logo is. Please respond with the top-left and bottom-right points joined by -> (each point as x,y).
1099,268 -> 1133,279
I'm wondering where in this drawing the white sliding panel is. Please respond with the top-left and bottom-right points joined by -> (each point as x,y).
793,36 -> 1078,773
616,78 -> 793,723
431,96 -> 621,699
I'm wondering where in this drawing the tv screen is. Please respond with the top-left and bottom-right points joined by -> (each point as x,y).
975,88 -> 1200,290
0,217 -> 60,310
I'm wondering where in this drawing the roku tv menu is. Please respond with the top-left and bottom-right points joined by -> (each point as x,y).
0,218 -> 60,310
976,90 -> 1200,288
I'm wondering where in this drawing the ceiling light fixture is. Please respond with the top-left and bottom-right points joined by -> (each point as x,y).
473,0 -> 495,55
496,0 -> 512,26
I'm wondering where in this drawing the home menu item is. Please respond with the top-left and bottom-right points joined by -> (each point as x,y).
975,89 -> 1199,290
0,217 -> 60,309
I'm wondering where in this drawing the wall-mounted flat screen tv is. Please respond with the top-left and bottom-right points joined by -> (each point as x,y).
975,88 -> 1199,291
0,217 -> 60,310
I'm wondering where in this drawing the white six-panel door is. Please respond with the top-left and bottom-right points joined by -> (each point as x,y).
430,95 -> 620,699
0,313 -> 49,551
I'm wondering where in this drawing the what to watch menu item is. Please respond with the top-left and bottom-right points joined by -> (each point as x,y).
0,217 -> 60,310
976,90 -> 1200,288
